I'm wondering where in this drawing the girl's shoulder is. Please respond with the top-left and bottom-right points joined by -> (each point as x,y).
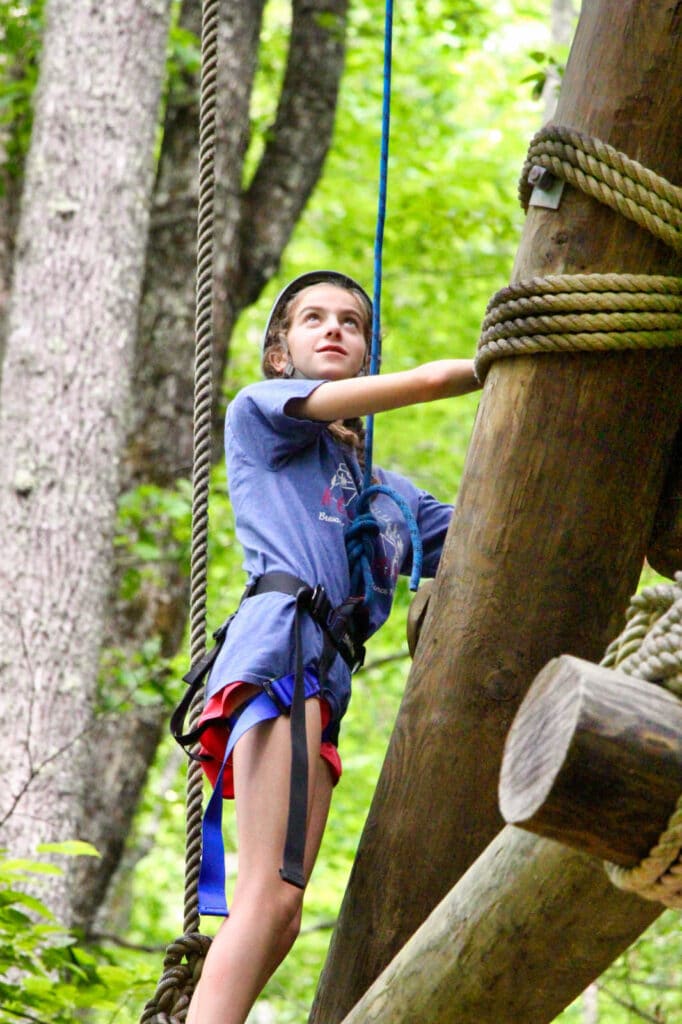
230,377 -> 323,417
227,378 -> 329,464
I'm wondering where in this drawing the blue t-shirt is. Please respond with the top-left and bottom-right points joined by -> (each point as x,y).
206,378 -> 453,724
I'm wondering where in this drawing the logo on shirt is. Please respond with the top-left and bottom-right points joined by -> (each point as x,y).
319,462 -> 404,589
320,462 -> 358,522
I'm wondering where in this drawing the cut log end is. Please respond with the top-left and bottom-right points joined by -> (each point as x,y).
498,657 -> 583,825
499,655 -> 682,866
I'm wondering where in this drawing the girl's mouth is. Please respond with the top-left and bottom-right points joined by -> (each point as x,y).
317,344 -> 346,355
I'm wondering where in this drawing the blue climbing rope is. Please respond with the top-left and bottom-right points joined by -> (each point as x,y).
347,0 -> 424,609
363,0 -> 394,489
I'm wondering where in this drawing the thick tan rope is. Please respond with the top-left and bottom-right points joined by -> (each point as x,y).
602,575 -> 682,908
139,0 -> 218,1019
475,124 -> 682,382
519,124 -> 682,252
476,273 -> 682,380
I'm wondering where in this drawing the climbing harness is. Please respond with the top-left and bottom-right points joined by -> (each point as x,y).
171,572 -> 366,914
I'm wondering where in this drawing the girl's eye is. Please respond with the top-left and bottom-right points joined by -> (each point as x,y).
344,317 -> 360,328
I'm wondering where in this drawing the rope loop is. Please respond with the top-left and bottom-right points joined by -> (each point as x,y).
139,933 -> 212,1024
602,573 -> 682,907
345,484 -> 424,608
476,125 -> 682,381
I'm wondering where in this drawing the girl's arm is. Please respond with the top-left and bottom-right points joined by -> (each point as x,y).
287,359 -> 480,422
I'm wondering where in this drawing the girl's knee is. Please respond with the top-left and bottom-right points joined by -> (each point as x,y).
275,900 -> 303,961
237,874 -> 304,934
272,880 -> 305,935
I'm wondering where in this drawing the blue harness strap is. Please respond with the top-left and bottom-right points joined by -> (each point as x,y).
198,671 -> 322,917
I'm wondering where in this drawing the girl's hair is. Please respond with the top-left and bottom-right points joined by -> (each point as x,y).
262,284 -> 373,466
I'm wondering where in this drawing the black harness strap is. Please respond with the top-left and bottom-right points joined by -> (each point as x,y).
171,571 -> 366,891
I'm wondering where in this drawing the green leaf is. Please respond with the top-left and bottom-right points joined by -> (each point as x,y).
36,840 -> 101,858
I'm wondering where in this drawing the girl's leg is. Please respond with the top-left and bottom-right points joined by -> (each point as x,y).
186,699 -> 333,1024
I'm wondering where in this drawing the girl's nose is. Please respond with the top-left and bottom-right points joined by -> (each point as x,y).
325,318 -> 341,336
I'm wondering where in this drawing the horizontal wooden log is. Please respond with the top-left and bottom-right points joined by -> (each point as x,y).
340,826 -> 659,1024
498,655 -> 682,866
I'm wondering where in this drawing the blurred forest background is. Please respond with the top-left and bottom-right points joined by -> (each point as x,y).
0,0 -> 679,1021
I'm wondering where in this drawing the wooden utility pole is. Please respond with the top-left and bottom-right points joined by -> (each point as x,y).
311,2 -> 682,1020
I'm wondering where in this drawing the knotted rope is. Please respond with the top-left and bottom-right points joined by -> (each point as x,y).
602,574 -> 682,908
345,485 -> 423,607
139,0 -> 218,1019
475,124 -> 682,382
476,273 -> 682,380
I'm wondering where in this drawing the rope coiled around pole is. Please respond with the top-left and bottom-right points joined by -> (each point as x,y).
519,124 -> 682,252
476,125 -> 682,382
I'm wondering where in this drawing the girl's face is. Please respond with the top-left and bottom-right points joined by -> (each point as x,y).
272,283 -> 369,380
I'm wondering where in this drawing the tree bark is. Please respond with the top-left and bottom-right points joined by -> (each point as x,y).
0,0 -> 171,924
0,172 -> 20,369
311,2 -> 682,1018
72,0 -> 350,931
336,827 -> 658,1024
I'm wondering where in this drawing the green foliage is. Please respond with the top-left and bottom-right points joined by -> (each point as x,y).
166,20 -> 202,105
0,849 -> 155,1024
94,481 -> 194,715
0,0 -> 44,180
521,47 -> 567,99
115,480 -> 192,595
559,912 -> 682,1023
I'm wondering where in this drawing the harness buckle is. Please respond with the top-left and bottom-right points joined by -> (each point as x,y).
350,645 -> 366,674
309,584 -> 332,625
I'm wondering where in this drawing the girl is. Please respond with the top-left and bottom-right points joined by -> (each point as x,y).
186,270 -> 480,1024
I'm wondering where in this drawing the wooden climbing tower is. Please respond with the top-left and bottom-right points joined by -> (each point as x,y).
310,1 -> 682,1021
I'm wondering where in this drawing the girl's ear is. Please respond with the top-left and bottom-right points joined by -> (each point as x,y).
269,345 -> 289,374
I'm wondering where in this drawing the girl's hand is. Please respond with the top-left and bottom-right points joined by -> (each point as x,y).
287,359 -> 481,422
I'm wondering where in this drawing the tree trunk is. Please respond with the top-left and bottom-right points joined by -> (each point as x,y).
0,0 -> 171,924
311,2 -> 682,1018
72,0 -> 350,932
0,173 -> 19,365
